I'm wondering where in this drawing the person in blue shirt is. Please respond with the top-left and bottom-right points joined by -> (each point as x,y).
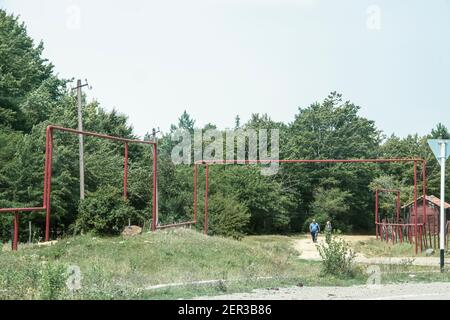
309,219 -> 320,243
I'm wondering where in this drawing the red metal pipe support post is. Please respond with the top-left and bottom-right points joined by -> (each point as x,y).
414,161 -> 418,254
124,142 -> 128,199
193,164 -> 197,223
43,126 -> 50,208
152,143 -> 157,231
422,161 -> 428,248
375,189 -> 379,239
204,164 -> 209,235
45,127 -> 53,242
423,161 -> 427,225
12,212 -> 19,251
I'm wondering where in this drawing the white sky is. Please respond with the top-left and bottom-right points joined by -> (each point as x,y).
1,0 -> 449,138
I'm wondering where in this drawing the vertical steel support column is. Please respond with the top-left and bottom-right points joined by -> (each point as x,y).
422,161 -> 428,248
414,161 -> 418,254
375,189 -> 379,239
12,211 -> 19,251
193,164 -> 197,223
396,191 -> 400,222
152,143 -> 157,231
43,127 -> 50,208
45,128 -> 53,242
204,164 -> 209,235
124,143 -> 128,199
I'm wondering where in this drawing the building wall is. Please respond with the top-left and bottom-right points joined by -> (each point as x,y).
408,204 -> 441,234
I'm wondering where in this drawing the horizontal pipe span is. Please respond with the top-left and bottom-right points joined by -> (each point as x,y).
156,221 -> 196,229
195,158 -> 425,165
376,189 -> 400,193
0,207 -> 45,213
376,222 -> 424,227
48,125 -> 156,145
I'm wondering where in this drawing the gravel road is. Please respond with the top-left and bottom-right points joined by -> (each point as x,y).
195,282 -> 450,300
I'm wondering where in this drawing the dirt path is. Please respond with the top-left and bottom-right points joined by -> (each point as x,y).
294,235 -> 448,266
195,282 -> 450,300
294,234 -> 375,260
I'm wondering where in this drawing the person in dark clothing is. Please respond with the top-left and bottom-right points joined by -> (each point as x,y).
309,219 -> 320,243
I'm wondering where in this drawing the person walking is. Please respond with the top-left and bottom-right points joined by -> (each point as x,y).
325,220 -> 332,243
309,219 -> 320,243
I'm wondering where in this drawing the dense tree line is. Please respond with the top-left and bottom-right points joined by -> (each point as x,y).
1,10 -> 448,241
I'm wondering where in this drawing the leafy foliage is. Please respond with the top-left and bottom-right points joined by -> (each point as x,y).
309,188 -> 351,232
204,193 -> 250,239
75,186 -> 143,235
316,235 -> 356,277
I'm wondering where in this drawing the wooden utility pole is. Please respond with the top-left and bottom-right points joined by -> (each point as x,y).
72,79 -> 91,200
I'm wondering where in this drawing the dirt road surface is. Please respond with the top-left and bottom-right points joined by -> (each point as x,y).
295,235 -> 449,266
195,282 -> 450,300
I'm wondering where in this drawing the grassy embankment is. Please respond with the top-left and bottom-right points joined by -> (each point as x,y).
1,229 -> 449,299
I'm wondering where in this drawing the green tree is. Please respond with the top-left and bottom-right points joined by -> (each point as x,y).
75,185 -> 143,235
0,10 -> 61,131
431,123 -> 450,139
283,92 -> 381,232
309,187 -> 351,232
202,193 -> 250,239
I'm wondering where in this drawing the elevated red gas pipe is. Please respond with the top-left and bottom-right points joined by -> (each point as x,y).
195,158 -> 427,253
0,125 -> 158,250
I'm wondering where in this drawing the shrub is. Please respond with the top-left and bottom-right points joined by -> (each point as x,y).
206,193 -> 250,239
39,262 -> 67,300
75,185 -> 143,235
316,235 -> 356,277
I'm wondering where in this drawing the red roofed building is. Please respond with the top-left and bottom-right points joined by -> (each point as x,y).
402,195 -> 450,234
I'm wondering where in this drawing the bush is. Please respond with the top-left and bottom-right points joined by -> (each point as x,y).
39,262 -> 67,300
75,185 -> 143,235
316,235 -> 356,277
206,193 -> 250,239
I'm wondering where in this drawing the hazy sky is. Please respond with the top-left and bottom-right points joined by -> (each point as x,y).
1,0 -> 449,138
